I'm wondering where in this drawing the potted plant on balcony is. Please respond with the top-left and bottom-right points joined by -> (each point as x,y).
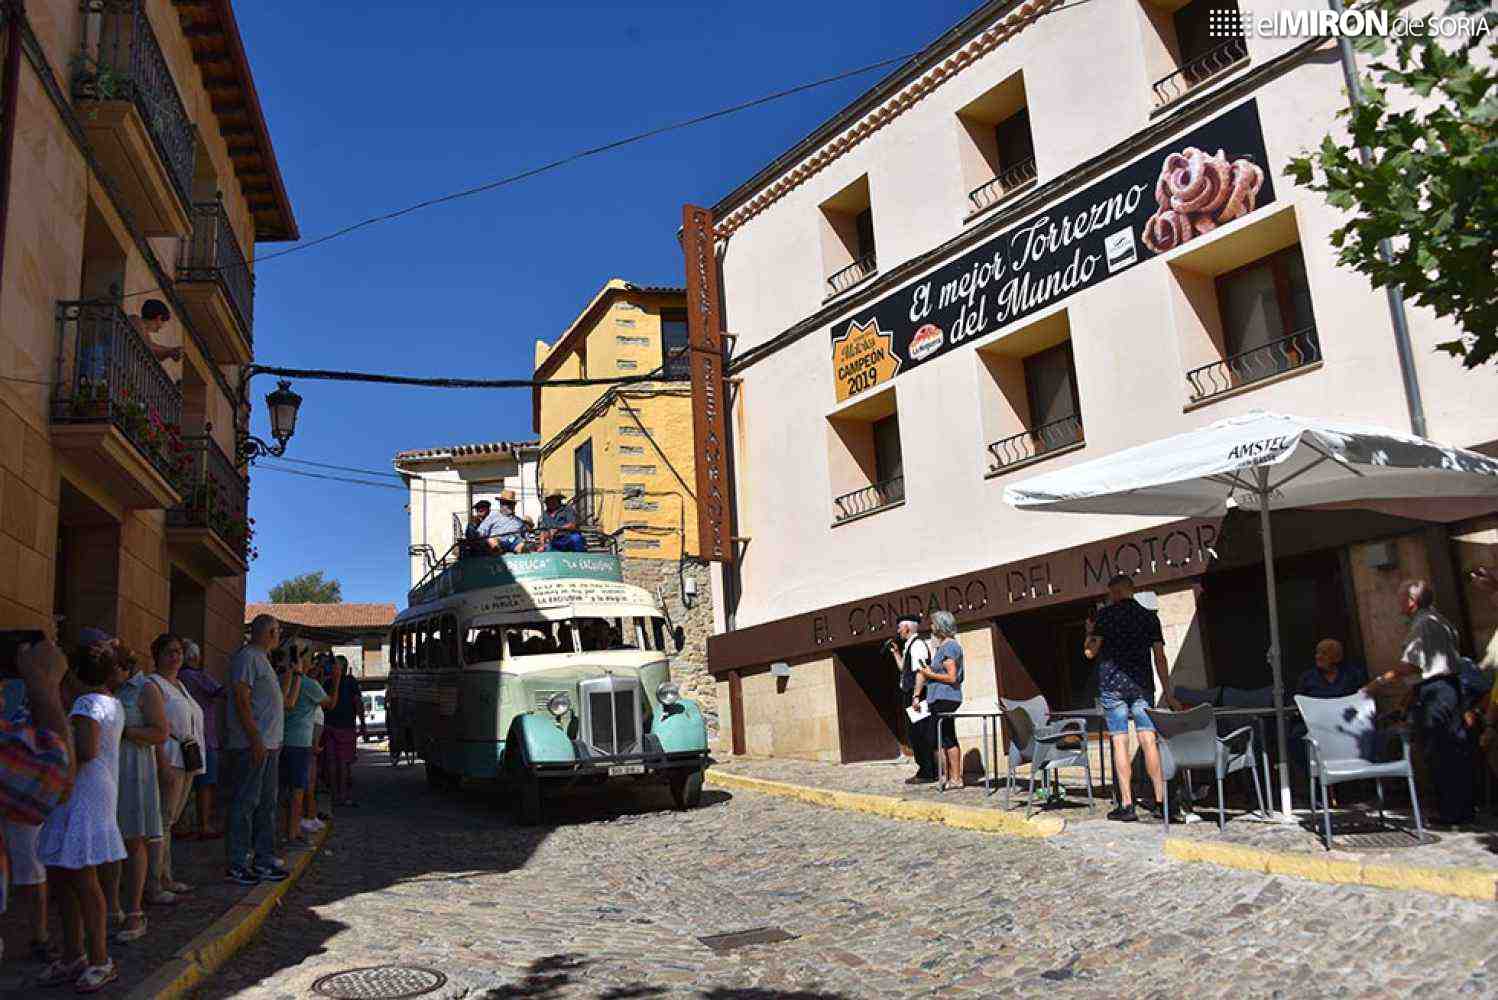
114,390 -> 190,489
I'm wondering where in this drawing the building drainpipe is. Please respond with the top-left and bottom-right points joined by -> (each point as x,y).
0,1 -> 26,302
1327,0 -> 1426,437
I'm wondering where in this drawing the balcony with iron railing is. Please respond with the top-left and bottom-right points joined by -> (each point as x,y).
51,300 -> 186,508
987,413 -> 1085,475
72,0 -> 197,235
967,156 -> 1038,217
177,198 -> 256,363
826,251 -> 878,298
1152,36 -> 1249,110
166,435 -> 251,575
1186,327 -> 1321,404
833,475 -> 905,525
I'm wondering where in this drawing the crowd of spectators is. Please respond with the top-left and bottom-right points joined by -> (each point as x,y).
0,614 -> 366,990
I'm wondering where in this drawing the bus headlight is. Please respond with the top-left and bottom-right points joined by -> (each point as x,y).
656,681 -> 681,707
546,692 -> 572,718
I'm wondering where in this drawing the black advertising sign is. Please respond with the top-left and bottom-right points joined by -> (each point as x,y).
830,99 -> 1275,402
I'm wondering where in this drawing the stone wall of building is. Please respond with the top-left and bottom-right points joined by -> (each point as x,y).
619,555 -> 717,736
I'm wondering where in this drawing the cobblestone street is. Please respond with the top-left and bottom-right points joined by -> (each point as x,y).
194,750 -> 1498,999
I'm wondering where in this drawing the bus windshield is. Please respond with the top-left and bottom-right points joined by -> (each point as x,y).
461,616 -> 666,663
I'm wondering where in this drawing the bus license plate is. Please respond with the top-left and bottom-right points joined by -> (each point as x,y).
608,764 -> 645,776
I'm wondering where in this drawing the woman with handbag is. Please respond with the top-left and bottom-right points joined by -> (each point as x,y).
145,634 -> 206,903
104,646 -> 166,941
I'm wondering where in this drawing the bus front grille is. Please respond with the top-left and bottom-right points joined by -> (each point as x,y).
580,677 -> 641,756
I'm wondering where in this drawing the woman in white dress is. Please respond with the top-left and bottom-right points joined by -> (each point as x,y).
37,644 -> 127,993
146,633 -> 205,901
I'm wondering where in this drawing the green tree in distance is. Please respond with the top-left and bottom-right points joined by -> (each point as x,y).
268,571 -> 342,604
1285,0 -> 1496,366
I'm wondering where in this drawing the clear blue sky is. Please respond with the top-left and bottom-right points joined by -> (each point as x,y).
240,0 -> 976,605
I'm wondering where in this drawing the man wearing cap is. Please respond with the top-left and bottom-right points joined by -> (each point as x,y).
539,492 -> 584,552
471,491 -> 530,554
887,616 -> 935,784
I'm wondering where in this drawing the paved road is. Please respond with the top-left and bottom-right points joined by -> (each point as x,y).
197,751 -> 1498,999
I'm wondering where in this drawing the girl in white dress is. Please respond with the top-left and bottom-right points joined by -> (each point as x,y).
37,644 -> 127,993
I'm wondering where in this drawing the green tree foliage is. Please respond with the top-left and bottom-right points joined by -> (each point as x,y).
268,571 -> 342,604
1285,1 -> 1496,366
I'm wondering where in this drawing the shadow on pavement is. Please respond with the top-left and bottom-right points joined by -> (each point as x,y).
190,750 -> 732,998
475,953 -> 849,1000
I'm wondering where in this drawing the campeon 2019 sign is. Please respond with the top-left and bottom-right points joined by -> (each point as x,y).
831,99 -> 1275,403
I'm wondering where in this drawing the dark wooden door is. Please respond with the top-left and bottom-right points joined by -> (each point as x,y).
835,644 -> 902,763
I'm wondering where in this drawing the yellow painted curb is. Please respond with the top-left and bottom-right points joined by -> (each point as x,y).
123,821 -> 332,1000
705,768 -> 1064,837
1164,837 -> 1498,902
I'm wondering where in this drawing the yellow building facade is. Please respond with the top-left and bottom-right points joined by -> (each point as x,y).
0,2 -> 296,668
532,280 -> 700,561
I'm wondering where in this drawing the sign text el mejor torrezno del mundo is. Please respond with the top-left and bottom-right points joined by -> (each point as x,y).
831,99 -> 1275,402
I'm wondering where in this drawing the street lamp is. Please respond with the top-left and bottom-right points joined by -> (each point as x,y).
238,378 -> 302,463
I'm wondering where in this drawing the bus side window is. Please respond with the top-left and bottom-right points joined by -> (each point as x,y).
443,614 -> 459,667
651,619 -> 666,652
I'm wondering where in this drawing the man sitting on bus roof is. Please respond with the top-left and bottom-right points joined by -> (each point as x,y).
539,491 -> 585,552
470,492 -> 530,554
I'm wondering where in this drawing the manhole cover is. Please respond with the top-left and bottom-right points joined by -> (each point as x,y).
311,966 -> 448,1000
1333,829 -> 1440,852
697,926 -> 798,953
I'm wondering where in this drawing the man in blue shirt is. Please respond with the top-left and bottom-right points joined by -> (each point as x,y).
539,492 -> 585,552
1294,639 -> 1367,700
470,492 -> 530,554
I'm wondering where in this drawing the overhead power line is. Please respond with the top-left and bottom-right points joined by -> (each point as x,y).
118,0 -> 1095,303
115,48 -> 923,303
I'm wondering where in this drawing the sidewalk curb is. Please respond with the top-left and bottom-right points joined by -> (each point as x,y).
705,769 -> 1065,837
1164,837 -> 1498,902
123,822 -> 333,1000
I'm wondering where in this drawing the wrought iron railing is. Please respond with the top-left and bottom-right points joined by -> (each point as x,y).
833,475 -> 905,523
968,156 -> 1038,214
73,0 -> 197,208
180,199 -> 255,343
1152,36 -> 1248,108
1186,327 -> 1321,403
827,252 -> 877,296
987,414 -> 1085,473
167,435 -> 250,560
52,300 -> 186,487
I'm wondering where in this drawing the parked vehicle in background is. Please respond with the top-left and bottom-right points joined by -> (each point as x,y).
362,691 -> 387,741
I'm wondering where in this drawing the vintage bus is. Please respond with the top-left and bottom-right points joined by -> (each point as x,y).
387,548 -> 709,823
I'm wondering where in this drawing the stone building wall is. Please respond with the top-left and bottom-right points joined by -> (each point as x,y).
619,555 -> 717,737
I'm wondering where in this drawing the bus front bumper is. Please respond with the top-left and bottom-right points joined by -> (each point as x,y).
531,748 -> 708,780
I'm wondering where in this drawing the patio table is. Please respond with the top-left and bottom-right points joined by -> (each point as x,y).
1211,705 -> 1301,818
933,708 -> 1003,795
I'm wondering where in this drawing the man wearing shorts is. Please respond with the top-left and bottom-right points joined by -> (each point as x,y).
1084,574 -> 1180,823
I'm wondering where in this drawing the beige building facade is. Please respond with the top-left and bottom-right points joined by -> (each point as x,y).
394,440 -> 541,589
704,0 -> 1498,763
0,1 -> 295,671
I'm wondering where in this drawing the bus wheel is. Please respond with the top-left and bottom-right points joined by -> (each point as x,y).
670,768 -> 704,810
515,774 -> 542,826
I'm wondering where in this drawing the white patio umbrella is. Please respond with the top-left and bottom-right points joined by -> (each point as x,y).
1004,410 -> 1498,816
